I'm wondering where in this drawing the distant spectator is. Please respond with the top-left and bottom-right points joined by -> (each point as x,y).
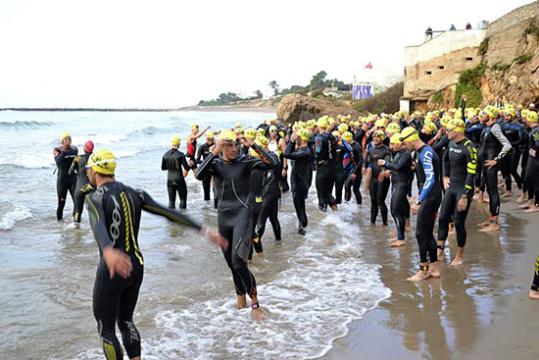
425,27 -> 433,40
450,24 -> 456,31
529,102 -> 536,110
466,22 -> 472,30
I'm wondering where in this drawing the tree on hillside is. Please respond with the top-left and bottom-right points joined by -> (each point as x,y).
310,70 -> 328,90
268,80 -> 280,96
254,90 -> 263,99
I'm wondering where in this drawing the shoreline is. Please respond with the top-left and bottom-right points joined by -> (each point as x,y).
321,196 -> 539,360
0,106 -> 277,113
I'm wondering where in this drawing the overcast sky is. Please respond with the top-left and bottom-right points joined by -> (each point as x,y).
0,0 -> 533,108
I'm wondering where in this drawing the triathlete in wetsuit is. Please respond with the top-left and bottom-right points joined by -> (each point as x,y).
342,131 -> 363,205
196,131 -> 216,206
68,140 -> 94,223
478,106 -> 512,232
186,124 -> 210,172
86,149 -> 225,360
256,137 -> 282,242
401,126 -> 442,281
365,131 -> 391,225
195,130 -> 277,316
284,129 -> 313,235
500,108 -> 524,194
380,134 -> 413,247
161,136 -> 192,209
315,118 -> 338,211
53,132 -> 78,220
523,111 -> 539,212
436,119 -> 477,266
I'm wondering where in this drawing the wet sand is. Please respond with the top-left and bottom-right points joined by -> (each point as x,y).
322,196 -> 539,360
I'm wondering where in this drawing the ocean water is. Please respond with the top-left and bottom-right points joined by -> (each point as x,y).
0,111 -> 390,359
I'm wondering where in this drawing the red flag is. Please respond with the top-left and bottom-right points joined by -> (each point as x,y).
365,62 -> 373,69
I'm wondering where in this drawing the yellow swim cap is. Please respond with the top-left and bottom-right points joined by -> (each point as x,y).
338,123 -> 349,134
206,130 -> 215,139
527,111 -> 538,122
245,128 -> 257,140
171,135 -> 181,146
87,149 -> 116,175
306,119 -> 316,129
482,105 -> 498,119
504,106 -> 516,117
375,119 -> 386,128
255,136 -> 269,147
317,117 -> 329,129
297,128 -> 311,142
342,131 -> 353,143
373,130 -> 386,139
191,123 -> 199,130
422,123 -> 438,135
269,125 -> 278,133
400,127 -> 419,142
447,118 -> 465,132
390,133 -> 402,144
332,130 -> 340,138
386,123 -> 400,134
219,129 -> 237,142
60,132 -> 71,141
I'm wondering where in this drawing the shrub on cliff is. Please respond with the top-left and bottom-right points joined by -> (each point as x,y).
455,64 -> 486,108
353,82 -> 403,114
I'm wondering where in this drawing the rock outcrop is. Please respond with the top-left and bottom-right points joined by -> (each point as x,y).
276,94 -> 355,124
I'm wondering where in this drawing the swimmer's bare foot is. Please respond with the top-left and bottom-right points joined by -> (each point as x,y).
450,247 -> 464,266
448,225 -> 456,235
524,205 -> 539,213
251,306 -> 264,321
330,204 -> 338,211
429,262 -> 441,278
407,269 -> 431,282
236,295 -> 247,309
405,219 -> 411,231
256,252 -> 264,257
520,200 -> 532,209
479,223 -> 500,232
518,192 -> 526,204
501,191 -> 512,198
390,240 -> 406,247
437,243 -> 445,259
529,290 -> 539,300
476,192 -> 484,204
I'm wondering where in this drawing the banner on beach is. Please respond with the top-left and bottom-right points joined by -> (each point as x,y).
352,83 -> 374,100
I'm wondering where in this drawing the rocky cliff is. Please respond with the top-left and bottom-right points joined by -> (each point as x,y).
276,94 -> 355,124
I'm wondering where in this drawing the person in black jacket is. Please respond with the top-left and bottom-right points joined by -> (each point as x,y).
161,136 -> 192,209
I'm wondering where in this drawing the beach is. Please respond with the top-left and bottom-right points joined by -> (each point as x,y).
323,198 -> 539,360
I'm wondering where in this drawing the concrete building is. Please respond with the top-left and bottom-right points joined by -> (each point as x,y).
401,29 -> 486,112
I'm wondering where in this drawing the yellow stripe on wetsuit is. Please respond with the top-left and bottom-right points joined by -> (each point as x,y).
120,191 -> 144,266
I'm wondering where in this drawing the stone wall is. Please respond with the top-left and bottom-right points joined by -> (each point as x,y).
486,1 -> 538,37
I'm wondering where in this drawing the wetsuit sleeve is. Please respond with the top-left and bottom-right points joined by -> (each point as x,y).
139,190 -> 202,230
365,149 -> 371,169
464,140 -> 477,195
54,148 -> 66,166
250,143 -> 278,169
195,153 -> 215,180
417,148 -> 436,202
442,147 -> 450,178
181,154 -> 191,171
284,142 -> 311,161
196,145 -> 204,163
384,151 -> 411,171
161,154 -> 167,171
86,194 -> 114,252
492,123 -> 512,161
433,135 -> 449,152
68,156 -> 80,176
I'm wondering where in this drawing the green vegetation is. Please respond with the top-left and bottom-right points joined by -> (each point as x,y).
478,37 -> 490,56
198,90 -> 263,106
524,21 -> 539,38
280,70 -> 350,95
454,64 -> 486,108
432,91 -> 444,104
353,82 -> 403,114
491,62 -> 511,72
514,53 -> 533,64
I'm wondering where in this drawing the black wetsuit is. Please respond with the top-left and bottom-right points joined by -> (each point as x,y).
161,148 -> 191,209
415,145 -> 442,264
284,142 -> 313,232
248,168 -> 265,257
334,143 -> 347,204
315,132 -> 337,211
256,154 -> 282,241
68,152 -> 94,223
344,141 -> 363,205
365,143 -> 391,224
195,144 -> 277,298
437,138 -> 477,248
54,146 -> 78,220
526,126 -> 539,206
501,120 -> 524,191
196,142 -> 216,207
383,149 -> 413,240
87,181 -> 201,360
479,122 -> 512,217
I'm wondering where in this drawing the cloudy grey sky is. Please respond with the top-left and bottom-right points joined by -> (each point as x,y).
0,0 -> 533,107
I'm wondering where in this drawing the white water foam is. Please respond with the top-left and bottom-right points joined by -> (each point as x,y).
0,202 -> 33,231
75,203 -> 390,359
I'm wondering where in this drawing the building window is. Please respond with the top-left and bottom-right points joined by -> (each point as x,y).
438,65 -> 445,70
466,57 -> 473,61
426,71 -> 432,75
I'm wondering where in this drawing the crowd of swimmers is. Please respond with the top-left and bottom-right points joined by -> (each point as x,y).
52,100 -> 539,359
